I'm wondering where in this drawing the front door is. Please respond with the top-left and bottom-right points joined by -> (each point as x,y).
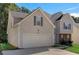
59,34 -> 71,45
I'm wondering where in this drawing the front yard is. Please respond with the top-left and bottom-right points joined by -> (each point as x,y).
53,43 -> 79,54
0,43 -> 17,51
65,44 -> 79,54
0,43 -> 79,54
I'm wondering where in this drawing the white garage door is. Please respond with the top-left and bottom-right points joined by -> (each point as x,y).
22,33 -> 52,48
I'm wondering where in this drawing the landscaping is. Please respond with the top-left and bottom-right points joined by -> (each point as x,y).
65,44 -> 79,54
53,43 -> 79,54
0,43 -> 17,51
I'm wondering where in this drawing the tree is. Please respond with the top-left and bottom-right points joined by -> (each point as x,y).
20,7 -> 31,13
0,3 -> 31,43
72,16 -> 79,23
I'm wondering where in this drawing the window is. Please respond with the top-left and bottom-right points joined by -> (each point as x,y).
63,23 -> 71,30
34,16 -> 43,26
64,23 -> 67,29
34,16 -> 36,26
41,17 -> 43,26
37,16 -> 41,25
68,24 -> 71,29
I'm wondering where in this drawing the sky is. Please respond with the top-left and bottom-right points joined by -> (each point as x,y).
16,3 -> 79,17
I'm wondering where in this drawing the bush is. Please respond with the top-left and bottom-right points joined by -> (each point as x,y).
0,43 -> 17,50
0,32 -> 7,43
60,40 -> 73,46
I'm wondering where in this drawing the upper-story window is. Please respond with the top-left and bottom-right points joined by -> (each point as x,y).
34,16 -> 43,26
63,23 -> 71,30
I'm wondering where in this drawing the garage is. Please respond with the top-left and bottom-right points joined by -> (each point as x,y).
22,33 -> 52,48
8,8 -> 55,48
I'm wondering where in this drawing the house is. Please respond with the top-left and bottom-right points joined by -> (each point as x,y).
51,12 -> 74,44
52,12 -> 79,44
7,8 -> 55,48
7,8 -> 79,48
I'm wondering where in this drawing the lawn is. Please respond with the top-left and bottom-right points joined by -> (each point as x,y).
66,44 -> 79,54
0,43 -> 17,51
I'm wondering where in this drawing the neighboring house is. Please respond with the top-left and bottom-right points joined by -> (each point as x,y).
51,13 -> 74,44
51,12 -> 79,44
7,8 -> 79,48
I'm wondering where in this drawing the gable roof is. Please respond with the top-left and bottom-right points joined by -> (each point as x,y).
59,13 -> 75,22
51,12 -> 74,22
16,7 -> 52,24
14,8 -> 55,28
56,14 -> 63,21
50,12 -> 63,23
10,11 -> 29,24
51,12 -> 63,21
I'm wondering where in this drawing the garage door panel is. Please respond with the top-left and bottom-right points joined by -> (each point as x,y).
23,33 -> 52,48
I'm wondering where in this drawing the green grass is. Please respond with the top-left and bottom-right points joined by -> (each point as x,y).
66,44 -> 79,54
0,43 -> 17,51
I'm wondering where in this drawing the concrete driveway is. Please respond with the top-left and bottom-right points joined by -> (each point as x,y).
2,47 -> 76,55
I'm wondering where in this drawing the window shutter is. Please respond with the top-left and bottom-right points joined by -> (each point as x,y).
64,23 -> 65,29
41,17 -> 43,26
69,24 -> 71,29
34,16 -> 36,26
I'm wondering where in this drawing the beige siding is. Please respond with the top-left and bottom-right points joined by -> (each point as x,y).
8,11 -> 19,47
19,9 -> 55,48
59,14 -> 73,34
7,9 -> 55,48
54,21 -> 60,43
8,26 -> 18,47
7,11 -> 14,34
72,25 -> 79,44
55,21 -> 60,34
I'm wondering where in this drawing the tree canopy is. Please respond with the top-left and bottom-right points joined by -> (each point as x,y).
72,16 -> 79,23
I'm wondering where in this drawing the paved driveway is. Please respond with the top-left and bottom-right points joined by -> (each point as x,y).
2,47 -> 76,55
0,51 -> 2,55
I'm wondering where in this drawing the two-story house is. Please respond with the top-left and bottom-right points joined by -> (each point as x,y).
51,12 -> 74,45
7,8 -> 79,48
